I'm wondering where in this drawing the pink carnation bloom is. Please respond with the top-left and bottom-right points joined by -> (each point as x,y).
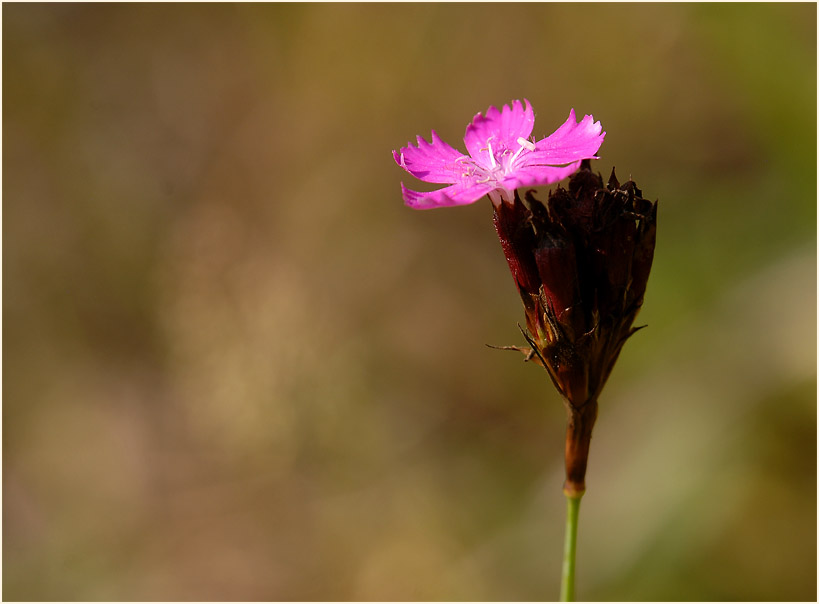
393,100 -> 605,209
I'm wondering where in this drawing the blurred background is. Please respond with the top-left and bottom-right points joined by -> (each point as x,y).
3,3 -> 816,601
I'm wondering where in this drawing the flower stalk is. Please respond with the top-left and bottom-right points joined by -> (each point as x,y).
560,492 -> 582,602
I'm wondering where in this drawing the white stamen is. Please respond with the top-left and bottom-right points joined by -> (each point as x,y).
517,137 -> 536,151
509,137 -> 533,165
487,141 -> 497,169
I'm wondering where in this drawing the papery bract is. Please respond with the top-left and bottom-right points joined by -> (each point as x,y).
393,100 -> 605,209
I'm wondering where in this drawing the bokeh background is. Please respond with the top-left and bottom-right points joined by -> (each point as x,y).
4,3 -> 816,601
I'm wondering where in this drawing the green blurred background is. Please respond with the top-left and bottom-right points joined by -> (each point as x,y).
4,3 -> 816,601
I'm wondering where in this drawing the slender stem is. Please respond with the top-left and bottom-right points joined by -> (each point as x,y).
560,492 -> 583,601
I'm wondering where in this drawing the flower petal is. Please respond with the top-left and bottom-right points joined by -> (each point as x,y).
400,181 -> 496,210
463,99 -> 535,168
393,130 -> 467,184
501,161 -> 582,189
522,110 -> 605,166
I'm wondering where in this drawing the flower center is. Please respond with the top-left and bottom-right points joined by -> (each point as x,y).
457,137 -> 536,206
459,137 -> 534,181
489,137 -> 536,175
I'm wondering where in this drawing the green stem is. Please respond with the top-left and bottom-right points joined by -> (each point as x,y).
560,492 -> 583,601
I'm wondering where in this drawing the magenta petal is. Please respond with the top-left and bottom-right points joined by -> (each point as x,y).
522,110 -> 605,166
463,99 -> 535,167
393,130 -> 467,184
400,181 -> 496,210
502,161 -> 582,189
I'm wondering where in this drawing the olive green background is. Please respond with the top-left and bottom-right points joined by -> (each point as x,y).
4,3 -> 816,601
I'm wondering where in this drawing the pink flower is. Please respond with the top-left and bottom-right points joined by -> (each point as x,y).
393,100 -> 605,209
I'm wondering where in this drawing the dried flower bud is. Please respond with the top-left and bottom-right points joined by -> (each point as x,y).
493,160 -> 657,495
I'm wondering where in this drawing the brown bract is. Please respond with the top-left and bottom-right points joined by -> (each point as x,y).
492,160 -> 657,495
